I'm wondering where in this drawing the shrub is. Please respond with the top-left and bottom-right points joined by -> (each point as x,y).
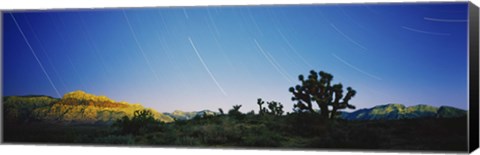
93,135 -> 135,144
113,109 -> 162,134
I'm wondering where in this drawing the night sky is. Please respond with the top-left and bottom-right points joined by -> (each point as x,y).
3,2 -> 469,112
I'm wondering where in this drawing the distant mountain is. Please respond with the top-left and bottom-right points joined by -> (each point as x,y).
436,106 -> 467,118
340,103 -> 466,120
4,91 -> 467,124
3,91 -> 174,124
163,110 -> 218,121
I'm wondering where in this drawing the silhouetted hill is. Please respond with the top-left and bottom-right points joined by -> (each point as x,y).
436,106 -> 467,118
4,91 -> 467,124
340,103 -> 466,120
3,91 -> 174,124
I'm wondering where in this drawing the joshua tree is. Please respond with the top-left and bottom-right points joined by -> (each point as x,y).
218,108 -> 225,115
113,109 -> 158,134
257,98 -> 266,115
289,70 -> 356,119
257,98 -> 284,116
228,105 -> 243,116
267,101 -> 284,116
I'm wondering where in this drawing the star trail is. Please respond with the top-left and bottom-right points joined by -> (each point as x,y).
3,3 -> 469,112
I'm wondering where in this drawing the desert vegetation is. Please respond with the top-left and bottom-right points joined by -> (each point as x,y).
3,70 -> 468,151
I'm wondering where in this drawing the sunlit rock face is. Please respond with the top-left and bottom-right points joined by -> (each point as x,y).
3,91 -> 174,124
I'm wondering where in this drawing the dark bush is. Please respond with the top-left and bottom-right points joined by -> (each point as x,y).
113,109 -> 162,134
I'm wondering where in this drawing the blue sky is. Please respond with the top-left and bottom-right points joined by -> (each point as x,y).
3,2 -> 469,112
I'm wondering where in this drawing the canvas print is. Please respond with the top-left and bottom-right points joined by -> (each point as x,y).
2,2 -> 475,152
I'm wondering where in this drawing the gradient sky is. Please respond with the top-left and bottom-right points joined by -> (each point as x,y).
3,2 -> 469,112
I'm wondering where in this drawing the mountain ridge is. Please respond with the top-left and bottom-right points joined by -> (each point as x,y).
339,103 -> 466,120
163,109 -> 218,121
3,91 -> 467,123
3,91 -> 174,124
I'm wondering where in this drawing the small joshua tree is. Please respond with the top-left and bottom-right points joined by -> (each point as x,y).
267,101 -> 284,116
228,105 -> 243,117
257,98 -> 267,115
114,109 -> 158,134
289,70 -> 356,119
218,108 -> 225,115
257,98 -> 284,116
